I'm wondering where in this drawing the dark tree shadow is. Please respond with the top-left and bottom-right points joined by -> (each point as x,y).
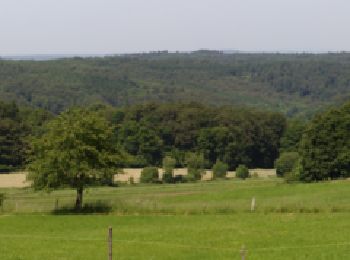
52,201 -> 112,215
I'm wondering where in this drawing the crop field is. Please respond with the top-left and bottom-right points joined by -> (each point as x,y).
0,169 -> 276,188
0,178 -> 350,259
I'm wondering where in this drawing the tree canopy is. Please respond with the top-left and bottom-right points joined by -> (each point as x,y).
0,101 -> 27,172
113,103 -> 286,169
27,108 -> 124,209
299,102 -> 350,181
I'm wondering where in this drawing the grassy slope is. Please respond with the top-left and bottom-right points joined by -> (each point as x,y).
1,179 -> 350,259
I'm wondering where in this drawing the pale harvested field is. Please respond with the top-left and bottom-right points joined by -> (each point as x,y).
115,168 -> 276,183
0,173 -> 30,188
0,168 -> 276,187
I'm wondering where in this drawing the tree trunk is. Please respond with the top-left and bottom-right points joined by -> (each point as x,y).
75,187 -> 83,210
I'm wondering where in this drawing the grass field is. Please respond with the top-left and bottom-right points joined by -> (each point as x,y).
1,178 -> 350,259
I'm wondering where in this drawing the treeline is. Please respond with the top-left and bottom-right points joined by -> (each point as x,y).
0,102 -> 52,172
2,52 -> 350,116
0,101 -> 286,172
0,102 -> 25,172
112,103 -> 286,169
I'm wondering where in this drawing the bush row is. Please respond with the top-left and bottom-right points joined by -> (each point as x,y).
139,158 -> 252,184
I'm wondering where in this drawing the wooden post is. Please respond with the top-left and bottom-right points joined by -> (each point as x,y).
251,197 -> 256,212
108,226 -> 112,260
240,245 -> 247,260
55,198 -> 59,210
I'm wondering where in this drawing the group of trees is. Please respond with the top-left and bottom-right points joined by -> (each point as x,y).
275,101 -> 350,182
0,102 -> 51,172
0,102 -> 26,172
112,103 -> 286,170
2,101 -> 287,176
298,102 -> 350,181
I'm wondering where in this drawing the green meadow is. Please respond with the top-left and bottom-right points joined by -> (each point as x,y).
1,178 -> 350,259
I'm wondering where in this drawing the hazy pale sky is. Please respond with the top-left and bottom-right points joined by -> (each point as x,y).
0,0 -> 349,54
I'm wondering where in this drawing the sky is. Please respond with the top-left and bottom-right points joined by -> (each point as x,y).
0,0 -> 349,55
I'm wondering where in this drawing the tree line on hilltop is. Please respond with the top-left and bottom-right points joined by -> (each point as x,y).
2,52 -> 350,117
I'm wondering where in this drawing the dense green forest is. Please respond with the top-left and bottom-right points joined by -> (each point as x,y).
1,51 -> 350,117
112,103 -> 286,169
0,101 -> 287,172
0,102 -> 51,172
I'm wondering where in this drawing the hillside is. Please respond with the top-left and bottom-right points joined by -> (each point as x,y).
1,51 -> 350,116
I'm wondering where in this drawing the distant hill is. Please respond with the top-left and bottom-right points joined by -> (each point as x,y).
1,52 -> 350,116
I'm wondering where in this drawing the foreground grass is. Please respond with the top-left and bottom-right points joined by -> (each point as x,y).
1,178 -> 350,259
1,214 -> 350,259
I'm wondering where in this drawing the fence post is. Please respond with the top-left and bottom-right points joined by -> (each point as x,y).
108,226 -> 112,260
240,245 -> 247,260
251,197 -> 256,212
55,198 -> 59,210
0,193 -> 4,212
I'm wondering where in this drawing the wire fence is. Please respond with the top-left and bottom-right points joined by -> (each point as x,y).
2,196 -> 350,215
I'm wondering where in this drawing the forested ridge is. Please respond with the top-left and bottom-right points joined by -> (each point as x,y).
1,51 -> 350,116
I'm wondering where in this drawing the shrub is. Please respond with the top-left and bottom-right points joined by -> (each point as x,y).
162,156 -> 176,183
162,173 -> 174,183
275,152 -> 299,177
284,172 -> 299,183
184,172 -> 198,182
236,164 -> 249,179
169,149 -> 186,167
186,153 -> 205,181
173,175 -> 186,183
186,169 -> 202,181
212,160 -> 228,179
140,167 -> 159,183
284,159 -> 302,183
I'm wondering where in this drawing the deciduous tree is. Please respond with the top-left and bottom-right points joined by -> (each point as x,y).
28,108 -> 123,209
